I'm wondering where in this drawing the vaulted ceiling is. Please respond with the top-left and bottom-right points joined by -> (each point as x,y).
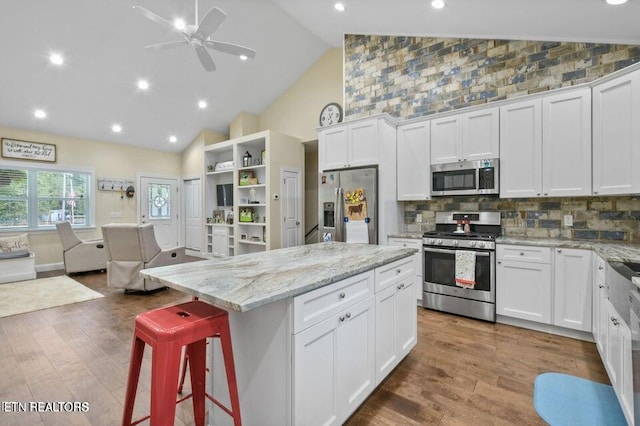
1,0 -> 637,153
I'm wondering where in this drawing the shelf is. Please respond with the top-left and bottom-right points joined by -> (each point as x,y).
207,223 -> 234,227
238,165 -> 265,171
238,203 -> 266,207
239,240 -> 267,246
238,222 -> 266,226
206,170 -> 233,175
238,184 -> 266,189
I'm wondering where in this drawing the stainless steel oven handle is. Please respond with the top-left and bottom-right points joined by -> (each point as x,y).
423,247 -> 491,257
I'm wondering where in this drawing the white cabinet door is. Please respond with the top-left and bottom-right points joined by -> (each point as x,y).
605,299 -> 622,390
348,120 -> 379,167
593,69 -> 640,195
462,107 -> 500,161
395,282 -> 417,359
499,99 -> 542,198
387,238 -> 423,303
319,126 -> 348,171
542,89 -> 592,197
592,255 -> 606,352
431,115 -> 462,164
496,258 -> 552,323
397,121 -> 431,200
293,297 -> 375,426
211,226 -> 229,257
619,323 -> 633,423
553,248 -> 592,331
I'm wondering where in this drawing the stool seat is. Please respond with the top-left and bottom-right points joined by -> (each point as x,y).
122,300 -> 242,426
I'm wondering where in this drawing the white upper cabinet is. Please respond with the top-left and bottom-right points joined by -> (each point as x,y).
592,69 -> 640,195
397,120 -> 431,200
542,89 -> 592,197
431,107 -> 499,165
499,98 -> 543,198
348,120 -> 380,168
319,126 -> 349,171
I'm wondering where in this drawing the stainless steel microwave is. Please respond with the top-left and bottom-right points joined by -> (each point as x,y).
431,158 -> 499,196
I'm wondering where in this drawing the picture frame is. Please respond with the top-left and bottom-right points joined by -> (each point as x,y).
240,233 -> 247,240
239,170 -> 254,186
1,138 -> 56,163
261,150 -> 266,164
213,209 -> 225,224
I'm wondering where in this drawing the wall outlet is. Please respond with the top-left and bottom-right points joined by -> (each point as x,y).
416,213 -> 422,223
563,214 -> 573,227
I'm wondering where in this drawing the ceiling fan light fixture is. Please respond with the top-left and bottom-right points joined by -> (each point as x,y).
431,0 -> 446,9
334,3 -> 346,12
198,100 -> 207,109
239,55 -> 248,61
34,109 -> 47,119
173,18 -> 186,30
112,124 -> 122,133
606,0 -> 627,4
49,53 -> 64,65
137,79 -> 149,90
169,135 -> 177,143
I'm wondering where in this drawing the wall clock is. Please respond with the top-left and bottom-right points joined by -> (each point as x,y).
319,102 -> 343,127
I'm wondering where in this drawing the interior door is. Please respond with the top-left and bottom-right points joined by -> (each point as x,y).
281,168 -> 302,248
183,178 -> 201,251
140,176 -> 179,249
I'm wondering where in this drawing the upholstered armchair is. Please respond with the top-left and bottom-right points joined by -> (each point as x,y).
101,223 -> 186,292
55,222 -> 107,274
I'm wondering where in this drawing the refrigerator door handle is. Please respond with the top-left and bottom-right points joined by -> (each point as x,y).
335,187 -> 344,242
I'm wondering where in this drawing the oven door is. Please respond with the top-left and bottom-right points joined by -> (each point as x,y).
423,246 -> 495,303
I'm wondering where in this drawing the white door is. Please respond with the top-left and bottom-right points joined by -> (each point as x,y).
281,168 -> 302,248
183,178 -> 201,251
140,176 -> 179,248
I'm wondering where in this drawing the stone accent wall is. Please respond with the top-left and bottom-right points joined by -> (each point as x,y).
404,196 -> 640,242
344,35 -> 640,119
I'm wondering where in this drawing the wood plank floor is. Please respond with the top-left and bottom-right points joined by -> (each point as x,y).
0,269 -> 608,425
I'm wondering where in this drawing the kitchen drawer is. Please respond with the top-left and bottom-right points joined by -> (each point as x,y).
497,244 -> 551,263
293,270 -> 374,334
375,256 -> 416,293
387,238 -> 421,250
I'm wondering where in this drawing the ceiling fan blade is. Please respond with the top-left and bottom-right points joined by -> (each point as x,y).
196,7 -> 226,39
133,6 -> 185,35
195,45 -> 216,71
204,40 -> 256,59
144,41 -> 189,50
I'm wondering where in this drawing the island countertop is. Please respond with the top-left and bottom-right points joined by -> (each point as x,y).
140,242 -> 416,312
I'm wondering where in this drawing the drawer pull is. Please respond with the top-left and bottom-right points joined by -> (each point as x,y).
397,284 -> 403,290
598,266 -> 604,270
599,285 -> 604,289
557,249 -> 562,253
339,292 -> 346,299
519,252 -> 524,256
611,317 -> 619,326
339,315 -> 345,322
403,243 -> 407,247
345,312 -> 351,319
396,269 -> 402,274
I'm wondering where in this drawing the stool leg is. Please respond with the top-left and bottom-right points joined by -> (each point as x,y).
177,349 -> 189,394
149,341 -> 182,426
219,321 -> 242,426
122,336 -> 145,426
186,339 -> 207,426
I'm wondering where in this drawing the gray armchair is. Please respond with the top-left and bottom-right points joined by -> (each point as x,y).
101,223 -> 186,292
56,222 -> 107,274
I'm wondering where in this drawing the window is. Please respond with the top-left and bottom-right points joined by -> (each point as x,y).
0,164 -> 94,231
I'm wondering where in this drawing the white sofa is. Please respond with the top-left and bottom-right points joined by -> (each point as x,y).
0,234 -> 36,284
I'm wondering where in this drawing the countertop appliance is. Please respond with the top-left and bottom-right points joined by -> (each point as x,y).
422,211 -> 501,322
319,167 -> 378,244
431,158 -> 499,196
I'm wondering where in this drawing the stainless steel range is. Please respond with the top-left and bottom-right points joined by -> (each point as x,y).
422,211 -> 501,322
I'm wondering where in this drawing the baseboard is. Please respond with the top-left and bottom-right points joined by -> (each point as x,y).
496,315 -> 594,342
36,262 -> 64,272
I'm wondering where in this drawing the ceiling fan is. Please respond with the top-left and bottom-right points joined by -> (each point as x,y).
133,1 -> 256,72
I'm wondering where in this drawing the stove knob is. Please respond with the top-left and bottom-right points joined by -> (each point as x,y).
469,241 -> 477,247
436,239 -> 443,245
478,242 -> 485,248
427,238 -> 435,245
453,240 -> 459,246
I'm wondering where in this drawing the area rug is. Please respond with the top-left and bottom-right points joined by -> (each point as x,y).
0,275 -> 104,319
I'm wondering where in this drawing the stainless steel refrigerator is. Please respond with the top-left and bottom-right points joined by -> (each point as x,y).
319,167 -> 378,244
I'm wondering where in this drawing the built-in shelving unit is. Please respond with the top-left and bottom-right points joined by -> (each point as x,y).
203,130 -> 305,257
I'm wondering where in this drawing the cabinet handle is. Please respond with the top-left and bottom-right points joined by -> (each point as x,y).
497,261 -> 502,264
599,285 -> 604,289
594,191 -> 598,194
339,316 -> 345,322
397,285 -> 403,290
403,243 -> 407,247
537,193 -> 541,196
544,193 -> 548,196
519,252 -> 524,256
396,269 -> 402,274
598,266 -> 604,270
339,292 -> 346,299
345,312 -> 351,319
611,316 -> 619,326
557,249 -> 562,253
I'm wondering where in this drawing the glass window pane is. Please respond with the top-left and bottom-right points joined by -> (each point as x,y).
38,199 -> 87,226
148,183 -> 170,219
0,200 -> 28,228
37,171 -> 89,198
0,168 -> 28,197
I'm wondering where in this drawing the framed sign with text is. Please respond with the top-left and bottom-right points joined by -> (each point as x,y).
1,138 -> 57,163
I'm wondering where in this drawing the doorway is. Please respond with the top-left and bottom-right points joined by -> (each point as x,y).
281,167 -> 303,248
139,175 -> 180,249
183,177 -> 201,252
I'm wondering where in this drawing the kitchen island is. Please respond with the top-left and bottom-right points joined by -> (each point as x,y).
141,242 -> 417,426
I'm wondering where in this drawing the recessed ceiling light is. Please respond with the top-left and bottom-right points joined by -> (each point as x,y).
198,100 -> 207,109
606,0 -> 627,4
334,2 -> 345,11
169,135 -> 177,143
112,124 -> 122,133
239,55 -> 248,61
137,79 -> 149,90
431,0 -> 446,9
174,18 -> 186,30
49,53 -> 64,65
34,109 -> 47,119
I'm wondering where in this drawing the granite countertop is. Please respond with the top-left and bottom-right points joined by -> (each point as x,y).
496,236 -> 640,263
388,232 -> 423,239
140,242 -> 416,312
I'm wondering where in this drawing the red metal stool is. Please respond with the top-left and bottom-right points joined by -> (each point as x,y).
122,300 -> 242,426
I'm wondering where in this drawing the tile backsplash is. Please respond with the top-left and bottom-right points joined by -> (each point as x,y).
403,196 -> 640,242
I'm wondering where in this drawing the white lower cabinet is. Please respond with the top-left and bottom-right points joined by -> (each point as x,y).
496,257 -> 552,323
292,257 -> 417,426
553,248 -> 592,331
387,237 -> 423,303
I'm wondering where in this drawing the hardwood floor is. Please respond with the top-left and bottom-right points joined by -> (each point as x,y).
0,270 -> 608,425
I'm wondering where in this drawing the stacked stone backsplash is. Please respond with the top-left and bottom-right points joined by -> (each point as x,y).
344,35 -> 640,118
404,196 -> 640,242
